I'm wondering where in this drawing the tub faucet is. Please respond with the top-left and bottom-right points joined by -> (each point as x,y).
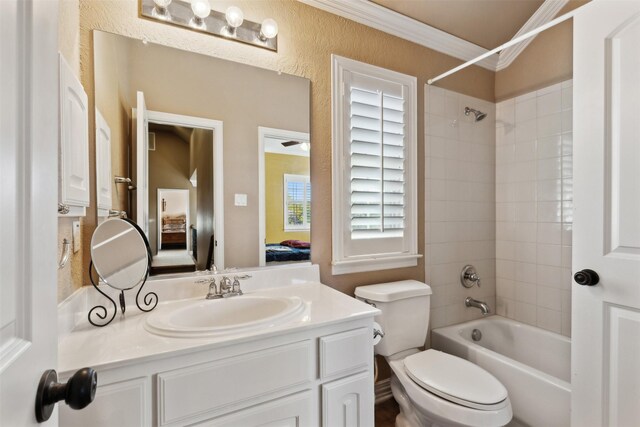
465,297 -> 490,315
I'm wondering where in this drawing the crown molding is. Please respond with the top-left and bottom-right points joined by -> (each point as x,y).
496,0 -> 569,71
298,0 -> 499,71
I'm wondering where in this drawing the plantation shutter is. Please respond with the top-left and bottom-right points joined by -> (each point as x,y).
331,55 -> 418,273
348,73 -> 406,240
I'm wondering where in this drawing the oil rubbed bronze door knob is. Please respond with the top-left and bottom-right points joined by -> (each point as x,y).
574,269 -> 600,286
35,367 -> 97,422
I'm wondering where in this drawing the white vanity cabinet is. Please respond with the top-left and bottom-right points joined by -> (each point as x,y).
58,53 -> 90,217
59,321 -> 374,426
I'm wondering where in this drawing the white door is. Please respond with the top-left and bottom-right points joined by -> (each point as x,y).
572,2 -> 640,426
96,109 -> 113,215
136,91 -> 150,236
0,0 -> 60,425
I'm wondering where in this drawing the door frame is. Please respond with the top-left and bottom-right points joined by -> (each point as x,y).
257,127 -> 310,266
137,110 -> 225,269
157,188 -> 191,253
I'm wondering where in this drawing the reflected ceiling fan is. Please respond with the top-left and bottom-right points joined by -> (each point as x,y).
281,140 -> 310,151
281,140 -> 302,147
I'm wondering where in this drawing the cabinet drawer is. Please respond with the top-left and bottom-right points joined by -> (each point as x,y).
193,390 -> 314,426
158,340 -> 313,426
319,328 -> 371,379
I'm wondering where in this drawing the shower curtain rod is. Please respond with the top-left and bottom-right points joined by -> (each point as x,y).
427,9 -> 578,85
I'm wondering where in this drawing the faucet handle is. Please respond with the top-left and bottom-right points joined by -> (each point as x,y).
232,275 -> 251,295
195,278 -> 213,284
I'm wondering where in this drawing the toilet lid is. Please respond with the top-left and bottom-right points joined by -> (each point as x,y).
404,350 -> 508,410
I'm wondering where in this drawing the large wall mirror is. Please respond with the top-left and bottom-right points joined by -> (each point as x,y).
93,30 -> 311,275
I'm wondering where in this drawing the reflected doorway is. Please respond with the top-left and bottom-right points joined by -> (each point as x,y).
258,127 -> 311,267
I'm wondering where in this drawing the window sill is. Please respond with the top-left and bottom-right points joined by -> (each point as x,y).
331,254 -> 422,275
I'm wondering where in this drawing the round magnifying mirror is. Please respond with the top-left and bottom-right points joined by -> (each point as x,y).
90,219 -> 150,290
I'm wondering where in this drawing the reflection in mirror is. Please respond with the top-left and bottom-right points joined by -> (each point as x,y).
90,219 -> 149,290
259,128 -> 311,267
93,30 -> 310,275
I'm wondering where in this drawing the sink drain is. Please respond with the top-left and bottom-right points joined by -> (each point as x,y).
471,328 -> 482,341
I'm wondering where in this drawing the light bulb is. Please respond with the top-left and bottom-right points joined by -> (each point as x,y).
153,0 -> 172,8
260,18 -> 278,40
225,6 -> 244,28
191,0 -> 211,20
301,142 -> 310,152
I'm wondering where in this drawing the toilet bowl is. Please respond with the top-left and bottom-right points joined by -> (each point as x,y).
355,281 -> 512,427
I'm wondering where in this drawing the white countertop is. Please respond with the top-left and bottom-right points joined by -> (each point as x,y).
58,283 -> 378,374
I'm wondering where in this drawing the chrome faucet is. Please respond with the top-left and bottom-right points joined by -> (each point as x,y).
465,297 -> 490,315
219,276 -> 232,295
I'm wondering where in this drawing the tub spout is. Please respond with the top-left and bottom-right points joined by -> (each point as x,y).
465,297 -> 490,315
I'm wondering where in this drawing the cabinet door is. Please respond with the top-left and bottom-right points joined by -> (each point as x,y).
59,377 -> 151,427
195,390 -> 314,427
59,54 -> 90,212
322,372 -> 373,427
95,109 -> 113,214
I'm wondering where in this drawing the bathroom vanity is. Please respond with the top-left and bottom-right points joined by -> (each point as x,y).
57,266 -> 378,426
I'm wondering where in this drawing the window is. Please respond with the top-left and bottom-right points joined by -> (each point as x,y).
284,174 -> 311,231
331,55 -> 419,274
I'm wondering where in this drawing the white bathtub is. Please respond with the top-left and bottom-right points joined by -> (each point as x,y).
432,316 -> 571,427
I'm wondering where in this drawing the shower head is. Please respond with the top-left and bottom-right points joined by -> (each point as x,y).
464,107 -> 487,122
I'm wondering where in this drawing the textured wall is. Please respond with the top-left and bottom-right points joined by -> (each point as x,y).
54,0 -> 495,302
495,1 -> 589,101
425,86 -> 497,329
495,80 -> 573,336
57,0 -> 84,302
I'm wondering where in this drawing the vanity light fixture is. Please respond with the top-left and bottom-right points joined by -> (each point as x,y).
190,0 -> 211,28
140,0 -> 278,51
259,18 -> 278,41
152,0 -> 172,19
224,6 -> 244,35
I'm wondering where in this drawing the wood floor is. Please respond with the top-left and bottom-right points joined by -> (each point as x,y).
375,398 -> 399,427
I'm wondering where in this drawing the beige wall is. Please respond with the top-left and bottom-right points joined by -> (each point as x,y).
495,1 -> 589,101
265,153 -> 311,244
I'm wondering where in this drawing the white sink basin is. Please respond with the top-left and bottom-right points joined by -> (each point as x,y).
145,295 -> 305,338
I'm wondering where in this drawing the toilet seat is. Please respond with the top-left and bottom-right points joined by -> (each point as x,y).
404,350 -> 508,411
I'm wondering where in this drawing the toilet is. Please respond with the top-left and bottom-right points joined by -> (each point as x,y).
355,280 -> 512,427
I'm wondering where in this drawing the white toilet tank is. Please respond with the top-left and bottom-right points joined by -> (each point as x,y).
355,280 -> 432,357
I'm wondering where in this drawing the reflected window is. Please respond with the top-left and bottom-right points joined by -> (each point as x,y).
284,174 -> 311,231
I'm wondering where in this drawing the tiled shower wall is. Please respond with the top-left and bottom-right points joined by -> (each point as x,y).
495,80 -> 573,336
425,86 -> 496,330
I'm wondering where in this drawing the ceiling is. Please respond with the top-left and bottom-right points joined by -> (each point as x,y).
370,0 -> 545,49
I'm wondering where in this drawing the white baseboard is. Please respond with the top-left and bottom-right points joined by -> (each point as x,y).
375,378 -> 393,404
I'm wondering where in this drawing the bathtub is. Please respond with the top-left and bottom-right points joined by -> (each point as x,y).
432,316 -> 571,427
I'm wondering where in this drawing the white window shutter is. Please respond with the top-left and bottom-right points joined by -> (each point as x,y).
331,55 -> 420,274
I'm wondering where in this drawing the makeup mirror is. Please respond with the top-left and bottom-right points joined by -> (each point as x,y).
90,218 -> 150,290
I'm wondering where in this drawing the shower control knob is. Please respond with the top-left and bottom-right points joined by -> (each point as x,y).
574,269 -> 600,286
